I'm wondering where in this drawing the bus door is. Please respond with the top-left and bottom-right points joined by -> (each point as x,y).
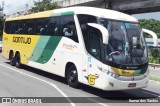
85,29 -> 103,87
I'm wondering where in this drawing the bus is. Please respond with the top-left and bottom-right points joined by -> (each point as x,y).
2,7 -> 149,90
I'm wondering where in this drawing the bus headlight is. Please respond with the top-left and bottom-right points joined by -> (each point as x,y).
102,69 -> 119,78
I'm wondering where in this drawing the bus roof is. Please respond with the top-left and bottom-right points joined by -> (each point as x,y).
6,6 -> 138,23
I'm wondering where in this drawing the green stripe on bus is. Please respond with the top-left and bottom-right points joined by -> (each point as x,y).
29,36 -> 50,61
133,70 -> 141,75
36,36 -> 62,64
51,11 -> 74,16
139,65 -> 148,74
61,11 -> 74,16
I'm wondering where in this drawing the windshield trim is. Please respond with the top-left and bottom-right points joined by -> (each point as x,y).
98,17 -> 139,25
103,58 -> 148,70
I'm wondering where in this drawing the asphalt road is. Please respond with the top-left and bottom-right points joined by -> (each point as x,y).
149,67 -> 160,78
0,52 -> 160,106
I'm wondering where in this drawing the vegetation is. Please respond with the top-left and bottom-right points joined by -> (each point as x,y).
30,0 -> 61,13
139,19 -> 160,38
148,48 -> 160,64
149,76 -> 160,82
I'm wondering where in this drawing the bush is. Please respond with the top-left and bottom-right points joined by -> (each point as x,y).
148,48 -> 160,64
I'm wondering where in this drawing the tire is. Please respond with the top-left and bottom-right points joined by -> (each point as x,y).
15,53 -> 21,68
66,65 -> 79,88
9,52 -> 15,66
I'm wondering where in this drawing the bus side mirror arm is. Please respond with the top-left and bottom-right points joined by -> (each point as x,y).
142,28 -> 158,47
87,23 -> 109,44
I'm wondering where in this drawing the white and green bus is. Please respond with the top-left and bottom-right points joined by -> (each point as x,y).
2,7 -> 149,90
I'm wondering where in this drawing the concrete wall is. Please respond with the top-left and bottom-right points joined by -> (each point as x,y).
56,0 -> 160,14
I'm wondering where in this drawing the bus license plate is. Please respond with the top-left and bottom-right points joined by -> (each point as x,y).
128,83 -> 136,87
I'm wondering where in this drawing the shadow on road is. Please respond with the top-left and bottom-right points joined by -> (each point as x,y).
80,85 -> 159,101
5,62 -> 67,84
4,62 -> 159,102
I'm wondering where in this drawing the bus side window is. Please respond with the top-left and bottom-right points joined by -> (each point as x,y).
15,21 -> 24,34
26,21 -> 35,35
46,17 -> 60,36
35,18 -> 48,35
77,14 -> 97,47
60,15 -> 79,43
5,21 -> 15,34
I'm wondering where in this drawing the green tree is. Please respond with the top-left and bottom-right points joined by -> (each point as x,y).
148,49 -> 160,64
30,0 -> 61,13
139,19 -> 160,38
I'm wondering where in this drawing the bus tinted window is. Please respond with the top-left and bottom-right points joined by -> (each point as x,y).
35,18 -> 47,35
5,21 -> 15,34
26,20 -> 35,35
5,18 -> 59,36
61,15 -> 78,43
77,14 -> 97,46
46,17 -> 60,36
15,21 -> 24,34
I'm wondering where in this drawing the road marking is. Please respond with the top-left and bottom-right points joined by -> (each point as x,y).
0,64 -> 76,106
142,91 -> 160,97
88,98 -> 109,106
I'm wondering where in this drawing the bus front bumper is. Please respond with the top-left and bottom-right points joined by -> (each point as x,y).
101,74 -> 149,91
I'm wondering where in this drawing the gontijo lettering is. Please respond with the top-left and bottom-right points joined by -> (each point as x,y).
13,37 -> 31,44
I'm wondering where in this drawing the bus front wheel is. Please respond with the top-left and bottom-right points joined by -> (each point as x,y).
67,65 -> 79,88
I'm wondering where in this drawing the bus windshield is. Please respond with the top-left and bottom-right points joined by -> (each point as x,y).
100,18 -> 148,65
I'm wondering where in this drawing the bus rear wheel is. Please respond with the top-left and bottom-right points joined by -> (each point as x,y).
67,65 -> 79,88
15,53 -> 21,68
9,52 -> 15,66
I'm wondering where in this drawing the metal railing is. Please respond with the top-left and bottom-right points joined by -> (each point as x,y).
149,63 -> 160,68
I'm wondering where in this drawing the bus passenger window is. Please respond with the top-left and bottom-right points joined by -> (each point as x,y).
35,18 -> 48,35
26,22 -> 35,35
15,28 -> 23,34
61,15 -> 78,43
46,17 -> 59,36
28,28 -> 33,34
5,22 -> 13,34
15,21 -> 24,34
63,23 -> 74,36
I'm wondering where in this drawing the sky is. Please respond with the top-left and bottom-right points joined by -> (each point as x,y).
0,0 -> 36,15
0,0 -> 61,15
0,0 -> 160,20
133,12 -> 160,20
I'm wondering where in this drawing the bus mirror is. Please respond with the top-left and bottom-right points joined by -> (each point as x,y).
142,28 -> 158,46
87,23 -> 109,44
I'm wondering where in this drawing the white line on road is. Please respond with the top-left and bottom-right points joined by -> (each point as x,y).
88,98 -> 109,106
0,64 -> 76,106
142,91 -> 160,97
